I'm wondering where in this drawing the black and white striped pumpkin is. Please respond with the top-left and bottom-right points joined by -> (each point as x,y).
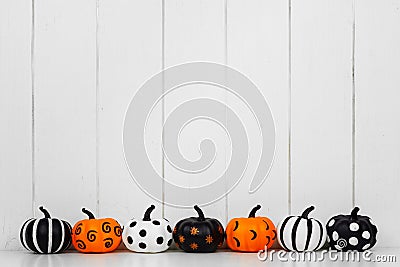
277,206 -> 326,252
20,206 -> 72,253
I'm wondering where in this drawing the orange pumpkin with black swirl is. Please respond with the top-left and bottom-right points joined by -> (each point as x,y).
72,208 -> 122,253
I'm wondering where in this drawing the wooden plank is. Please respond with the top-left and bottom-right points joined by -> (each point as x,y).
0,0 -> 32,250
34,0 -> 97,224
291,0 -> 353,222
355,0 -> 400,247
98,0 -> 163,222
163,0 -> 227,224
226,0 -> 289,224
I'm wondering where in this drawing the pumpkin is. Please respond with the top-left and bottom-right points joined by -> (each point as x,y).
173,205 -> 224,252
326,207 -> 378,251
20,206 -> 72,253
226,204 -> 276,252
122,205 -> 172,253
71,208 -> 122,253
277,206 -> 326,252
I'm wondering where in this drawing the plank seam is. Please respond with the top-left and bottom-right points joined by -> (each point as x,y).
96,0 -> 100,216
288,0 -> 292,215
224,0 -> 228,225
161,0 -> 166,218
351,0 -> 356,208
31,0 -> 36,217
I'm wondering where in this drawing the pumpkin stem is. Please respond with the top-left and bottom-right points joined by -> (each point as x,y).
351,207 -> 360,220
82,208 -> 95,219
194,205 -> 205,221
301,206 -> 315,219
248,204 -> 261,218
143,205 -> 155,221
39,206 -> 51,219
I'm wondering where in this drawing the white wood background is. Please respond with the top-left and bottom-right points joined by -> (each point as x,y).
0,0 -> 399,250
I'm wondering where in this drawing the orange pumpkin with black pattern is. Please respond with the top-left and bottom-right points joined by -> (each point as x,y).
71,208 -> 122,253
225,204 -> 276,252
173,205 -> 224,252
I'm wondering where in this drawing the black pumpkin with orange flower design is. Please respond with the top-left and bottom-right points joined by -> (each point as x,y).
173,205 -> 224,253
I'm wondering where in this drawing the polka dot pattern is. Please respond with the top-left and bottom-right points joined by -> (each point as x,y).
332,231 -> 339,241
139,229 -> 147,237
122,209 -> 173,253
325,207 -> 378,252
349,237 -> 358,246
349,222 -> 359,231
156,237 -> 164,244
362,231 -> 370,239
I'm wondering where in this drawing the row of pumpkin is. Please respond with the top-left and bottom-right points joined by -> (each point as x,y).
20,204 -> 378,254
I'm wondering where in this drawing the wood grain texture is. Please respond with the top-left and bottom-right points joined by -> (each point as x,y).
163,0 -> 227,225
0,0 -> 32,250
98,0 -> 163,222
226,0 -> 289,224
355,0 -> 400,247
34,0 -> 97,224
291,0 -> 353,222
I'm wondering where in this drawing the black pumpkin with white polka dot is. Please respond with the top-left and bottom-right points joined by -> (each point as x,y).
326,207 -> 377,251
122,205 -> 172,253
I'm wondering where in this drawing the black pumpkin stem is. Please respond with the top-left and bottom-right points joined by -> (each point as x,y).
351,207 -> 360,220
194,205 -> 205,221
39,206 -> 51,219
143,205 -> 155,221
82,208 -> 95,219
248,204 -> 261,218
301,206 -> 315,219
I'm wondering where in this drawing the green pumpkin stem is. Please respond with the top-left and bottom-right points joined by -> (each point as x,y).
248,205 -> 261,218
194,205 -> 205,221
351,207 -> 360,220
39,206 -> 51,219
82,208 -> 95,219
301,206 -> 315,219
143,205 -> 155,221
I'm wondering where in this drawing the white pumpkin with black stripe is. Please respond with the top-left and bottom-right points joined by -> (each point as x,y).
277,206 -> 326,252
122,205 -> 172,253
20,206 -> 72,253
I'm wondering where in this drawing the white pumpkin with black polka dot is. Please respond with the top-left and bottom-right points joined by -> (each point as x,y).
326,207 -> 377,251
122,205 -> 173,253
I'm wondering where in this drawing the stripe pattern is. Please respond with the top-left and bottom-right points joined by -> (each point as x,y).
277,216 -> 326,252
20,218 -> 72,253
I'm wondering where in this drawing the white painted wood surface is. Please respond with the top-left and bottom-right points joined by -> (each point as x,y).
33,0 -> 97,224
355,0 -> 400,247
1,0 -> 400,250
163,0 -> 228,225
290,0 -> 353,223
0,0 -> 32,249
226,0 -> 289,223
0,248 -> 399,266
97,0 -> 163,224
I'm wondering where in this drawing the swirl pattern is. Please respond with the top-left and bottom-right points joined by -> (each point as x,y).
75,223 -> 82,235
104,238 -> 113,248
102,222 -> 111,233
337,238 -> 347,249
114,226 -> 122,237
76,240 -> 86,250
87,230 -> 97,242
